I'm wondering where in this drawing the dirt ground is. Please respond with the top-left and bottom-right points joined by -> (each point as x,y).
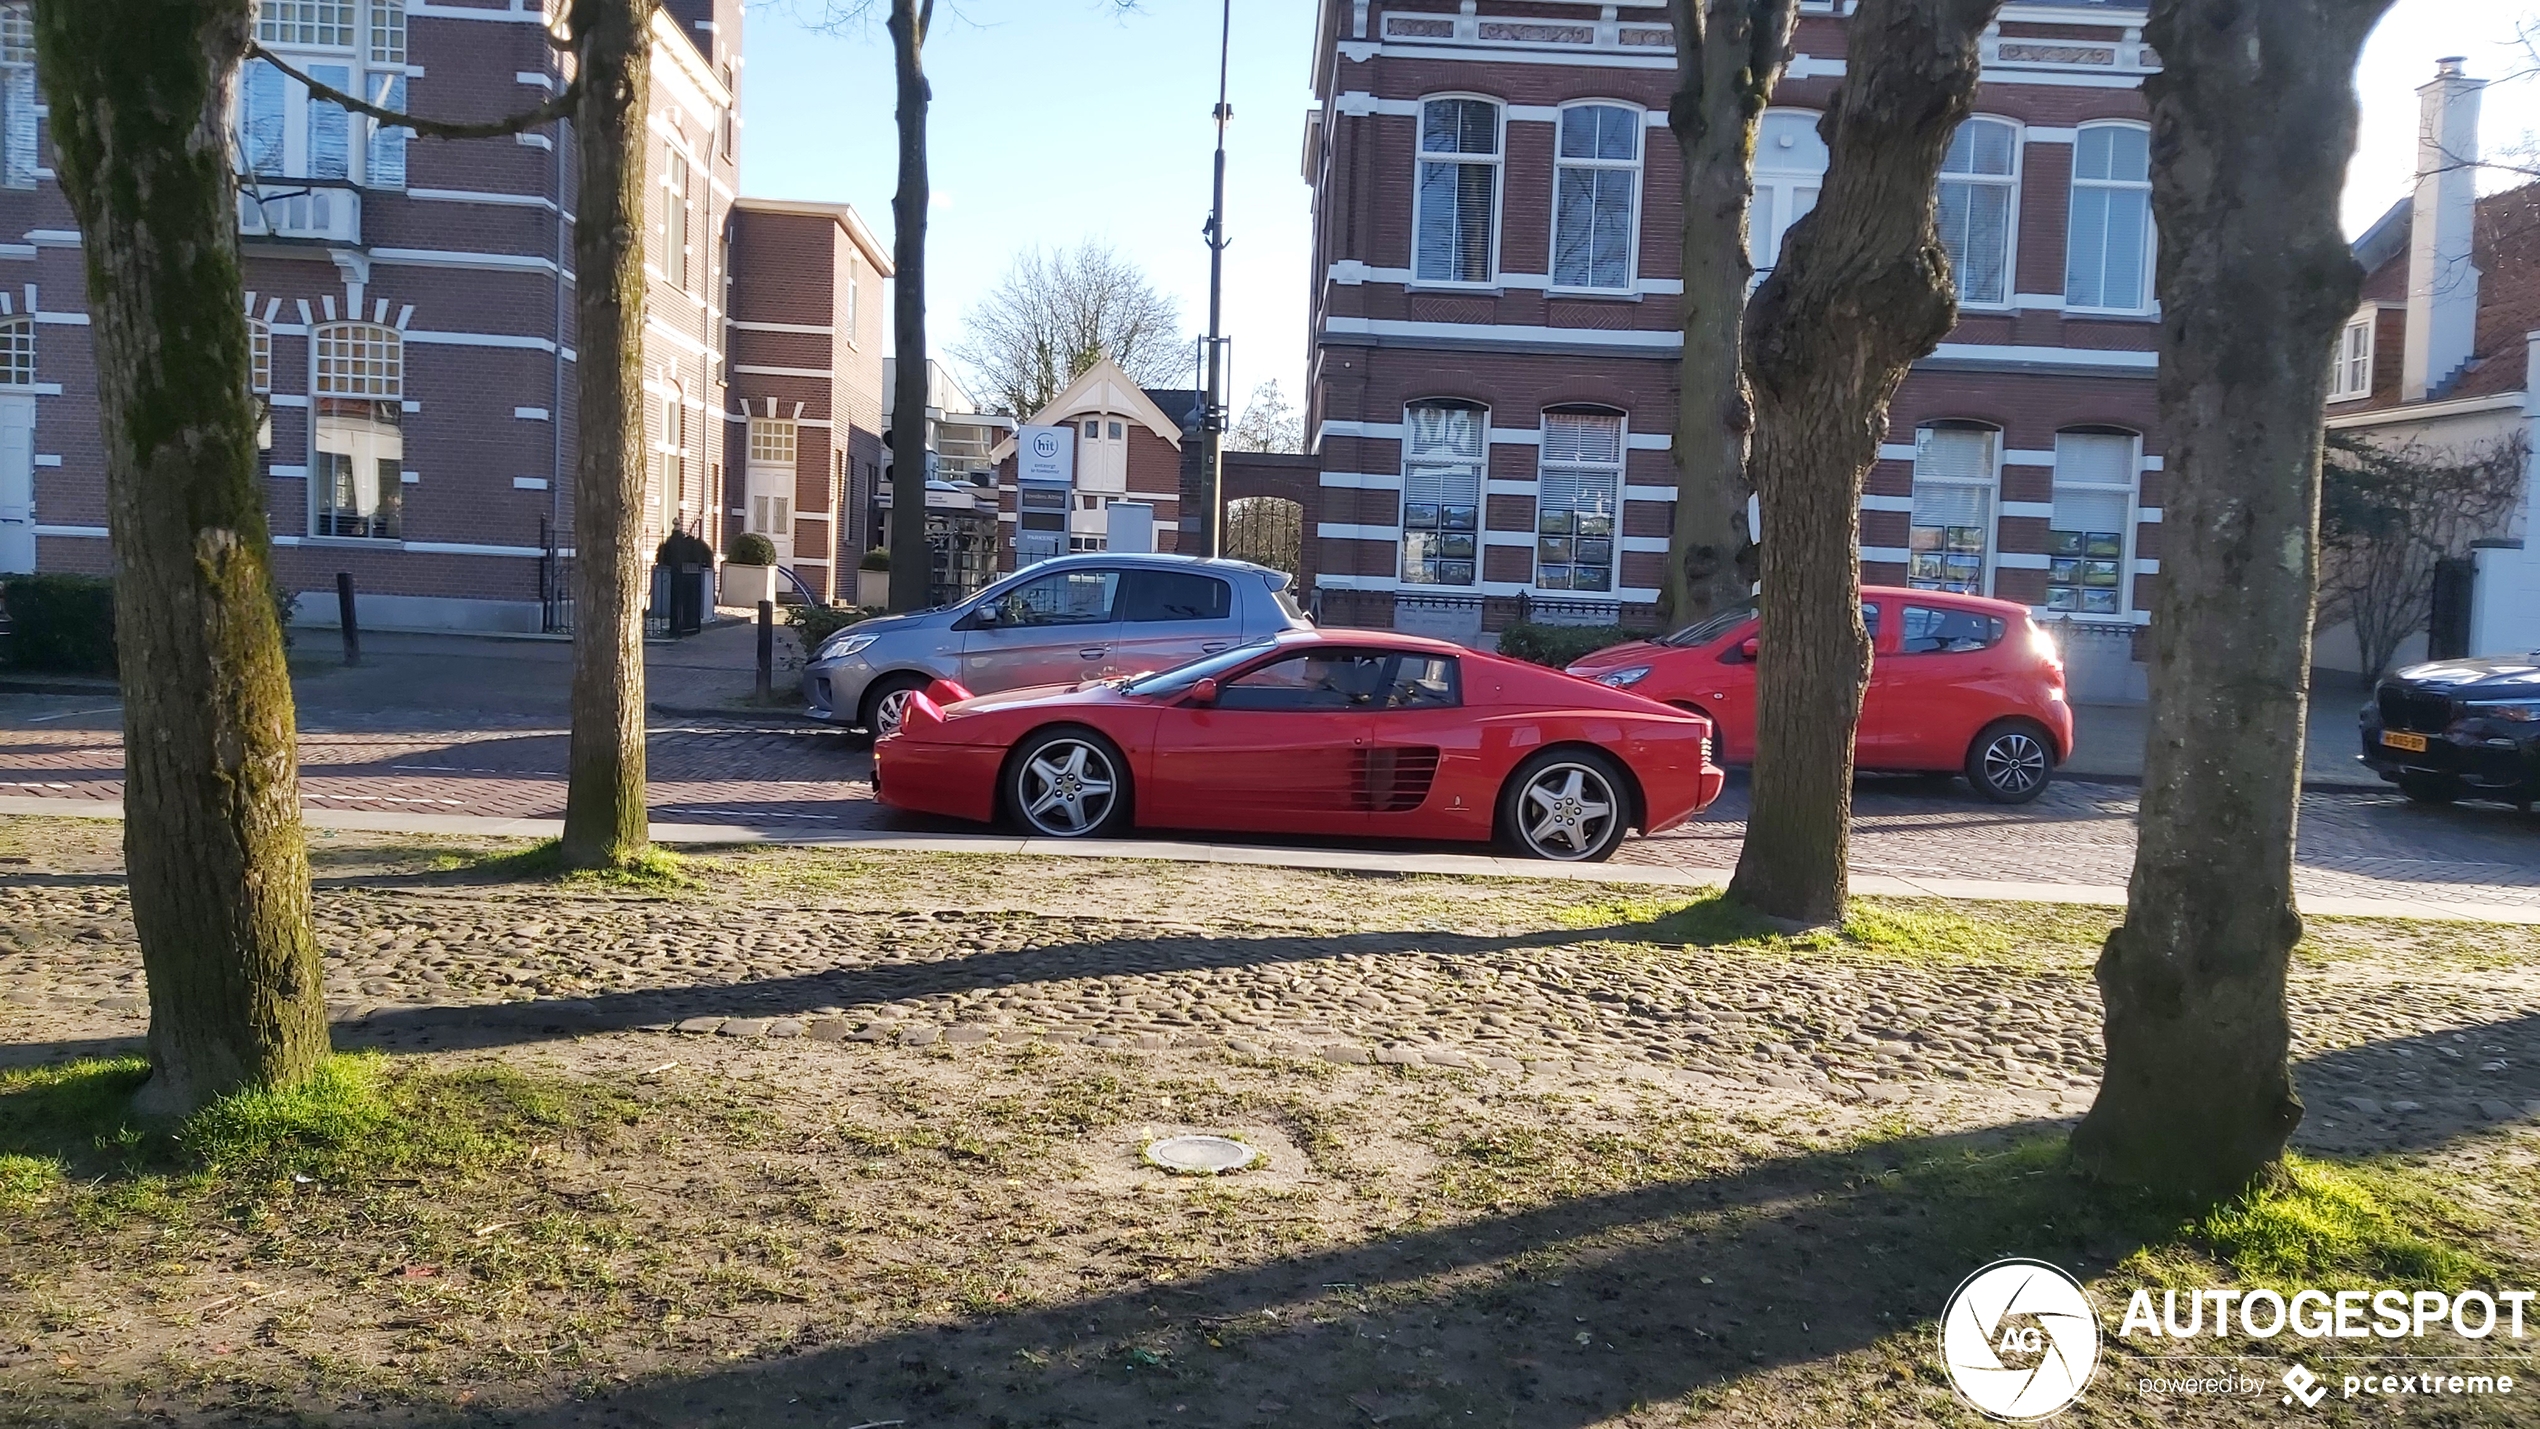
2,816 -> 2536,1428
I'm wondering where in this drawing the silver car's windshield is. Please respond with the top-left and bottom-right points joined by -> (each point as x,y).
1121,640 -> 1278,695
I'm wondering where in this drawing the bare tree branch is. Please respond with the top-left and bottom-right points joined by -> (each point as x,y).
950,241 -> 1188,417
248,43 -> 577,141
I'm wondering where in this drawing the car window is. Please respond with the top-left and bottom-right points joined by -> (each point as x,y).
993,568 -> 1118,627
1657,604 -> 1756,648
1380,655 -> 1461,710
1899,605 -> 2005,654
1119,569 -> 1232,623
1862,602 -> 1881,638
1217,651 -> 1391,711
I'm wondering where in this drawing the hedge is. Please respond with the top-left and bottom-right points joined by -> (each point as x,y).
728,532 -> 778,567
788,602 -> 883,650
856,547 -> 890,572
0,573 -> 116,674
1495,621 -> 1640,670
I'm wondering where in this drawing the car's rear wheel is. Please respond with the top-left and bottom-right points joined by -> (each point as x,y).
1965,720 -> 2054,804
2397,772 -> 2462,805
1005,727 -> 1131,839
861,673 -> 930,737
1498,749 -> 1632,862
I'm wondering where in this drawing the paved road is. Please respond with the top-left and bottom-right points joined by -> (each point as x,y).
6,693 -> 2534,908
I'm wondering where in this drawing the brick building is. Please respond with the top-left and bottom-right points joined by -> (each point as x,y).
1300,0 -> 2165,697
989,358 -> 1192,571
0,0 -> 874,633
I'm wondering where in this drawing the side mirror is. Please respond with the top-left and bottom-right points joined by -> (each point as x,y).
1189,677 -> 1220,706
972,603 -> 1001,628
1739,636 -> 1760,661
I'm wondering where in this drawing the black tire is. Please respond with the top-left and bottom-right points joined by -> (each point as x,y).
2397,772 -> 2462,805
1965,719 -> 2054,805
1004,727 -> 1132,839
1497,748 -> 1634,862
860,673 -> 930,737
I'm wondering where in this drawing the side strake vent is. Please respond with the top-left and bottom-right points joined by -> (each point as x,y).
1356,747 -> 1439,812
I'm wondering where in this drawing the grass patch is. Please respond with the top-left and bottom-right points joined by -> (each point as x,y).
1555,891 -> 2110,967
430,838 -> 700,892
0,1053 -> 638,1206
2189,1156 -> 2492,1291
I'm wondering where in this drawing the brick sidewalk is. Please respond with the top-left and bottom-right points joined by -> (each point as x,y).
5,712 -> 2535,908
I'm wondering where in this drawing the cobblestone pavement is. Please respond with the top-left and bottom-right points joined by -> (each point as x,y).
3,839 -> 2535,1156
5,696 -> 2536,907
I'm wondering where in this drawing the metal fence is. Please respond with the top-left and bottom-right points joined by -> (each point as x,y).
537,518 -> 671,639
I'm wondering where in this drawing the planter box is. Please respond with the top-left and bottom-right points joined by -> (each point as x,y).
856,568 -> 890,607
721,562 -> 780,608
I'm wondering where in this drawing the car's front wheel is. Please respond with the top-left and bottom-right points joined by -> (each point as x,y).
861,673 -> 930,737
1499,749 -> 1633,862
1005,727 -> 1131,839
1966,720 -> 2054,804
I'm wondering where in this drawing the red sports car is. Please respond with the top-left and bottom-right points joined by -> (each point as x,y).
1561,586 -> 2074,804
873,630 -> 1724,861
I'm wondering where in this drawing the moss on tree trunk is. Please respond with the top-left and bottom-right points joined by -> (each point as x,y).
2072,0 -> 2396,1201
34,0 -> 326,1115
1727,0 -> 2000,925
1662,0 -> 1795,629
560,0 -> 653,868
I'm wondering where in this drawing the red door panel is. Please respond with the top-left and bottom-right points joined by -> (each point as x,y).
1141,706 -> 1371,835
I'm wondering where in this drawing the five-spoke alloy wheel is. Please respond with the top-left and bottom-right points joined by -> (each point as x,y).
862,674 -> 929,738
1499,750 -> 1632,862
1007,728 -> 1130,838
1966,720 -> 2053,805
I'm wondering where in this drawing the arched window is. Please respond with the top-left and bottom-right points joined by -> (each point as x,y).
1751,110 -> 1827,272
1908,421 -> 1999,595
1551,102 -> 1641,292
312,321 -> 402,539
2066,122 -> 2152,313
1400,399 -> 1485,587
2048,428 -> 2140,615
1537,407 -> 1623,593
1413,97 -> 1501,285
0,317 -> 33,388
1937,117 -> 2018,307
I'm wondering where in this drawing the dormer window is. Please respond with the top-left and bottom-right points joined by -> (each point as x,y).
2329,311 -> 2374,401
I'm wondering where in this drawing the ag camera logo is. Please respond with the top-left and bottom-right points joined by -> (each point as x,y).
1941,1258 -> 2101,1420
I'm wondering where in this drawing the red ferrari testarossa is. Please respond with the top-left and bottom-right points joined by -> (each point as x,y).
873,630 -> 1722,862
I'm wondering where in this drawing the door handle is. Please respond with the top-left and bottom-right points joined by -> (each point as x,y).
1200,641 -> 1231,653
1079,646 -> 1109,659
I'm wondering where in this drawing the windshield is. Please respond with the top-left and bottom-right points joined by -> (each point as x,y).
1655,603 -> 1758,648
1121,640 -> 1280,695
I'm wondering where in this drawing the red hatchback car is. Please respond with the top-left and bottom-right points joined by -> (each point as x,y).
1562,587 -> 2074,803
874,630 -> 1725,861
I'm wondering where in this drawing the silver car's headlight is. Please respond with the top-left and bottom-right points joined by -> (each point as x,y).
820,633 -> 878,660
1594,666 -> 1652,688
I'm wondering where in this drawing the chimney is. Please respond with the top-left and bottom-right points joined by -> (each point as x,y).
2404,58 -> 2486,401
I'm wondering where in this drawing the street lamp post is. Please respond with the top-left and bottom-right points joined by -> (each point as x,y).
1192,0 -> 1233,558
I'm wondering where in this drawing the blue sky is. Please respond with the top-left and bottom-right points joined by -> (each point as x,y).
734,0 -> 2536,414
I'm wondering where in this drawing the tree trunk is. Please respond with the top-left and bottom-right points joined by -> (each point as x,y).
1662,0 -> 1796,629
1726,0 -> 2001,925
560,0 -> 653,868
885,0 -> 934,613
35,0 -> 326,1116
2072,0 -> 2395,1201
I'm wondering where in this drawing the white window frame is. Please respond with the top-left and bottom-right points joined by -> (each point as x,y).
660,145 -> 691,292
308,320 -> 404,541
1907,422 -> 2001,597
1548,100 -> 1643,295
1399,399 -> 1486,588
844,260 -> 860,348
1535,409 -> 1624,594
0,3 -> 36,191
248,318 -> 272,395
1750,108 -> 1826,275
0,316 -> 32,388
238,3 -> 413,190
2064,121 -> 2154,316
1936,116 -> 2020,311
1411,94 -> 1503,289
2329,310 -> 2375,402
2045,429 -> 2141,618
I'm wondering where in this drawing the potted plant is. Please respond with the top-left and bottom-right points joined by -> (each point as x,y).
855,546 -> 890,608
722,531 -> 781,608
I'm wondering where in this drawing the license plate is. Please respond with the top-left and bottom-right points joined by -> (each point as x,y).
2381,730 -> 2429,753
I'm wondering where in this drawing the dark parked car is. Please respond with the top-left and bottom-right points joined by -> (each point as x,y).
2359,656 -> 2540,809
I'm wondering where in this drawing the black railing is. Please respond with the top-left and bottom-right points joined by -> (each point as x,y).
537,518 -> 670,639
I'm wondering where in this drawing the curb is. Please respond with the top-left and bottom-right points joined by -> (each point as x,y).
2057,768 -> 2389,796
0,676 -> 118,698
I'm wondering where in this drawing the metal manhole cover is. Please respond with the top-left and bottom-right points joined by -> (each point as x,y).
1143,1135 -> 1259,1175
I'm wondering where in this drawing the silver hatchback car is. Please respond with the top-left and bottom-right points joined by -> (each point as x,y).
802,553 -> 1313,734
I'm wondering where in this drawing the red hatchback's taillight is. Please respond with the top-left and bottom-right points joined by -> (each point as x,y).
2025,618 -> 2065,677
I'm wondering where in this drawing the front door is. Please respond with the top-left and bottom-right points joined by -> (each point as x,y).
0,394 -> 36,573
957,564 -> 1120,694
743,462 -> 794,565
1143,647 -> 1389,836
